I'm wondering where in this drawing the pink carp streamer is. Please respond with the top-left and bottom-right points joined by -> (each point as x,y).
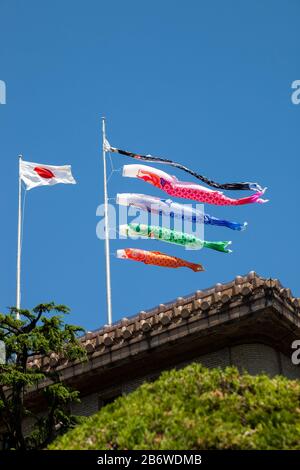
117,248 -> 204,272
123,164 -> 268,206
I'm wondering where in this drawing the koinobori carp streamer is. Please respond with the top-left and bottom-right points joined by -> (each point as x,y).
105,139 -> 263,192
117,193 -> 247,231
122,164 -> 268,206
119,223 -> 232,253
116,248 -> 204,272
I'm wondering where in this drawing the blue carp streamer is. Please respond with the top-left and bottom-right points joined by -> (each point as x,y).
117,193 -> 247,231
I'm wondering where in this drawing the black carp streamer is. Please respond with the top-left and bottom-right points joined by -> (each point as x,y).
105,139 -> 263,192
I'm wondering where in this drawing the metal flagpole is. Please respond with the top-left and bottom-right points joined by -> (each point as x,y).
16,155 -> 22,319
102,117 -> 113,325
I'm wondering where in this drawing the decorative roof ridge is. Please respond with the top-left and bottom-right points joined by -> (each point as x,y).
81,271 -> 297,340
26,272 -> 300,367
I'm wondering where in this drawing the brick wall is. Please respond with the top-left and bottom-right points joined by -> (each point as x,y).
192,344 -> 300,378
75,342 -> 300,418
230,344 -> 280,376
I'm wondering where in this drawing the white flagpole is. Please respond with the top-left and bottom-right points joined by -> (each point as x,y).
102,117 -> 113,325
16,155 -> 22,319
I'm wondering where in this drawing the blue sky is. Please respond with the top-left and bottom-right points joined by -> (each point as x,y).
0,0 -> 299,331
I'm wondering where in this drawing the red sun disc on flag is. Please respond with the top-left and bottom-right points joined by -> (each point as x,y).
34,166 -> 55,179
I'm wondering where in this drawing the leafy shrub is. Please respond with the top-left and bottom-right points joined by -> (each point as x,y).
50,363 -> 300,450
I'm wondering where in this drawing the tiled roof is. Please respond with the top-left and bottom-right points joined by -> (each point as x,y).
28,271 -> 300,371
81,271 -> 300,346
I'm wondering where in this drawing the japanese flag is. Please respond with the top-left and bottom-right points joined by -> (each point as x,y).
20,159 -> 76,190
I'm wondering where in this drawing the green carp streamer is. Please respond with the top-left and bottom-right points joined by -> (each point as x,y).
121,223 -> 232,253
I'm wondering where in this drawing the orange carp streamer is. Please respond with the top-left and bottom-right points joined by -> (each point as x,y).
116,248 -> 204,272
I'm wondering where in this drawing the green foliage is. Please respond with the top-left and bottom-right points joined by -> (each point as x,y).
0,303 -> 86,450
50,363 -> 300,450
